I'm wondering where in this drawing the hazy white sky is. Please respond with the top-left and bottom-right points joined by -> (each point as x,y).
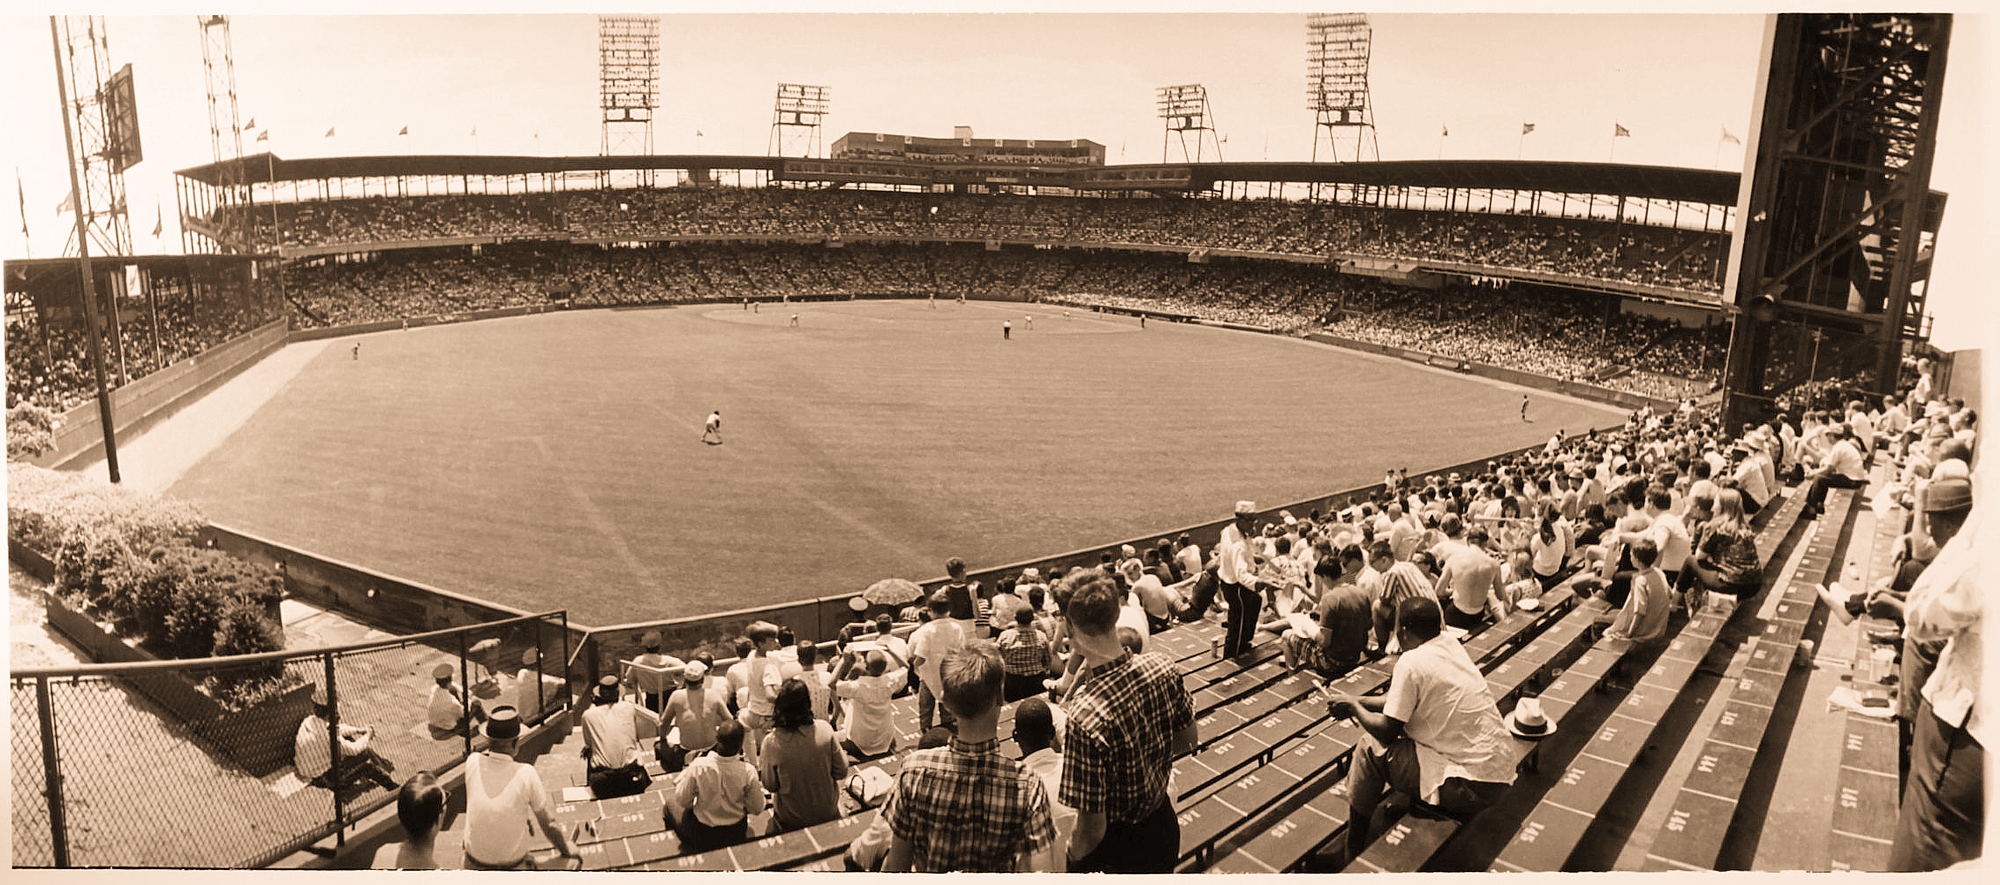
1,3 -> 1991,351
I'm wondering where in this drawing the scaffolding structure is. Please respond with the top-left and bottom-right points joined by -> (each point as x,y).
599,15 -> 660,187
1157,84 -> 1223,164
1306,13 -> 1379,165
1721,13 -> 1952,426
768,83 -> 830,159
194,15 -> 246,254
54,16 -> 135,258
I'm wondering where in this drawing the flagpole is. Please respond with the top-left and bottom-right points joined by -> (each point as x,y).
50,15 -> 120,484
1517,130 -> 1524,161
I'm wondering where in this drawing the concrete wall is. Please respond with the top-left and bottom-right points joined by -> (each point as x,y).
39,319 -> 290,470
1304,331 -> 1673,413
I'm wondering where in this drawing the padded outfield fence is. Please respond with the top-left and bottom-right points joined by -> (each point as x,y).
11,611 -> 570,869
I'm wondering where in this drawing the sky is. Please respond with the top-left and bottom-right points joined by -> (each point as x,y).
1,3 -> 1991,351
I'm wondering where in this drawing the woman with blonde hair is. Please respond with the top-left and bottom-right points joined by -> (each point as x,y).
1678,488 -> 1762,612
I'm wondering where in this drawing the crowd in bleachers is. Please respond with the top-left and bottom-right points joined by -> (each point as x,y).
212,187 -> 1725,294
270,242 -> 1725,401
5,284 -> 277,414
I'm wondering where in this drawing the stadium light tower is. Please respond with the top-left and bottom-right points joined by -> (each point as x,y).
1156,84 -> 1223,164
55,16 -> 137,258
196,15 -> 246,254
768,83 -> 830,159
1307,13 -> 1380,164
599,15 -> 660,188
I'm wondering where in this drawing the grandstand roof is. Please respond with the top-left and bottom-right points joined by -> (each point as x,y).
175,154 -> 1944,219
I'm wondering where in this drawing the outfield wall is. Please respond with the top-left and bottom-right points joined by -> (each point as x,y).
1303,331 -> 1677,413
38,319 -> 291,471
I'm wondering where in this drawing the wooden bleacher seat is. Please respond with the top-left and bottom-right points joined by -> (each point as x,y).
1489,484 -> 1810,873
1639,488 -> 1855,871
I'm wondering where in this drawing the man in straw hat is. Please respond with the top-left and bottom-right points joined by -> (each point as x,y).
1323,597 -> 1515,864
295,688 -> 399,793
583,675 -> 657,799
462,706 -> 581,869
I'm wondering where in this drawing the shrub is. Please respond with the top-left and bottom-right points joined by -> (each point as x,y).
7,402 -> 57,461
8,463 -> 204,557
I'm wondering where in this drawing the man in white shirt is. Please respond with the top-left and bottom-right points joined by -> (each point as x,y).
1216,501 -> 1265,658
834,647 -> 909,760
674,719 -> 767,854
1386,503 -> 1421,562
908,593 -> 965,732
1730,445 -> 1772,515
1014,698 -> 1078,871
1623,486 -> 1692,585
296,690 -> 399,794
1802,426 -> 1867,520
1889,502 -> 1981,871
464,707 -> 581,869
581,675 -> 657,799
426,662 -> 485,736
1325,598 -> 1517,862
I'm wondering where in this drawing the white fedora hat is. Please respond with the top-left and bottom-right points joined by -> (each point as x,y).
1506,697 -> 1557,740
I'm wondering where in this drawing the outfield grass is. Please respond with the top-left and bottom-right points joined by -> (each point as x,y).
167,299 -> 1624,626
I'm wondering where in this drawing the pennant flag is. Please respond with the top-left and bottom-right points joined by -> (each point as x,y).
56,190 -> 74,216
398,126 -> 409,136
1614,123 -> 1631,138
1721,126 -> 1741,145
256,130 -> 269,143
151,203 -> 163,238
1522,122 -> 1535,135
1441,124 -> 1449,137
696,130 -> 704,137
470,127 -> 477,137
16,168 -> 27,240
325,127 -> 336,138
241,117 -> 255,131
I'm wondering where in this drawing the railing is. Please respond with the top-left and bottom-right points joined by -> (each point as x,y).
10,610 -> 571,869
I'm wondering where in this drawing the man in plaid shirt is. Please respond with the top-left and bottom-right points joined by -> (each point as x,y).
882,641 -> 1057,872
1057,571 -> 1199,872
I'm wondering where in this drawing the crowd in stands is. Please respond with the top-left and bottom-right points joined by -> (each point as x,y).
5,283 -> 278,414
273,241 -> 1724,401
212,186 -> 1725,294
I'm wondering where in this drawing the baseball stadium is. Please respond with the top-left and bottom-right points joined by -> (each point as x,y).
5,12 -> 1983,874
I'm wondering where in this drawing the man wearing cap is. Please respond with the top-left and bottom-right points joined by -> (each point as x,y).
296,689 -> 399,794
626,631 -> 682,715
658,660 -> 731,773
1217,501 -> 1265,659
583,675 -> 658,799
509,649 -> 550,723
427,662 -> 486,737
1889,484 -> 1982,871
1325,597 -> 1514,864
463,706 -> 581,870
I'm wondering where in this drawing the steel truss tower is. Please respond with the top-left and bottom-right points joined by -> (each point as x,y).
768,83 -> 830,159
55,16 -> 134,258
599,15 -> 660,187
1157,84 -> 1223,164
195,15 -> 246,254
1721,13 -> 1951,428
1307,13 -> 1379,164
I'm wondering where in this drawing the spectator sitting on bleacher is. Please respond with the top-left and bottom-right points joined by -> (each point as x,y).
1120,558 -> 1183,633
1597,538 -> 1672,691
841,726 -> 955,871
1014,697 -> 1079,871
627,631 -> 682,715
581,675 -> 656,800
780,641 -> 837,724
1437,525 -> 1506,631
1821,471 -> 1971,627
1284,543 -> 1373,675
1325,596 -> 1517,866
1055,570 -> 1198,872
465,707 -> 581,870
882,641 -> 1059,872
1800,425 -> 1868,522
657,661 -> 730,774
833,646 -> 909,761
673,718 -> 766,854
760,677 -> 849,834
997,606 -> 1055,703
1373,559 -> 1440,656
372,771 -> 452,870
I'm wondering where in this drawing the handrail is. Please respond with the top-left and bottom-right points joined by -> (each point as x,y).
7,609 -> 568,679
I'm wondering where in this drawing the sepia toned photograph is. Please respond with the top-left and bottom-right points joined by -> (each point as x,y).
4,2 -> 1987,874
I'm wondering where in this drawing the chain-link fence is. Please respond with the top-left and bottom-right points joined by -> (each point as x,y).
10,611 -> 569,869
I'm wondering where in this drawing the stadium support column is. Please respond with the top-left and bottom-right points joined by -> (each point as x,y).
50,16 -> 119,483
1719,13 -> 1951,428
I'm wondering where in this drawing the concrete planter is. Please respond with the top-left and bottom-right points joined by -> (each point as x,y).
40,589 -> 314,778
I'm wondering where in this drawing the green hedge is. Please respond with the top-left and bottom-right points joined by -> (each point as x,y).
8,464 -> 288,677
